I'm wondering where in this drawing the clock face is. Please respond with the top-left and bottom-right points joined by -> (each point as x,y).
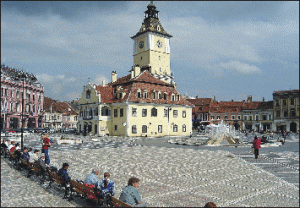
139,41 -> 144,49
156,40 -> 163,48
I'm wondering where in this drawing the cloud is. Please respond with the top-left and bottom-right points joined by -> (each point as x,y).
36,73 -> 109,101
219,60 -> 262,74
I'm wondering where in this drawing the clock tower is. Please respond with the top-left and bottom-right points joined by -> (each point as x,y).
131,2 -> 174,83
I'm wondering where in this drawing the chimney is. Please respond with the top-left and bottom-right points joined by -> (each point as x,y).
131,69 -> 134,79
262,97 -> 265,102
50,105 -> 52,113
196,96 -> 198,99
214,95 -> 216,102
102,80 -> 106,86
247,95 -> 252,103
134,66 -> 141,77
111,71 -> 117,83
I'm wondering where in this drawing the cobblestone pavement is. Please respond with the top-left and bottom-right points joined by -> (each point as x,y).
1,133 -> 299,207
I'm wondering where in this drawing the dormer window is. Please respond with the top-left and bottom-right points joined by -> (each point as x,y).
143,90 -> 148,98
86,90 -> 91,99
136,89 -> 142,98
164,92 -> 167,100
177,95 -> 180,101
152,91 -> 156,99
157,26 -> 160,31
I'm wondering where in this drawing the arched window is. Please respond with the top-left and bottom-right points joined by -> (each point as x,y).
86,90 -> 91,99
182,124 -> 186,132
143,90 -> 148,98
151,108 -> 157,117
136,89 -> 142,98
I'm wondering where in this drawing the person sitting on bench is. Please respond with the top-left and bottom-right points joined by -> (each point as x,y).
21,147 -> 29,161
58,163 -> 72,199
119,177 -> 147,207
99,172 -> 115,197
29,149 -> 39,163
85,168 -> 100,187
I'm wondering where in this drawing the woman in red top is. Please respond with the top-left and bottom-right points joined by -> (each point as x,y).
253,135 -> 261,159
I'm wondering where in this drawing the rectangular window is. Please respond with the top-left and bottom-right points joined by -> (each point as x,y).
255,115 -> 259,120
283,99 -> 286,106
120,108 -> 124,117
276,111 -> 280,117
269,115 -> 272,120
114,109 -> 118,117
173,124 -> 178,132
231,115 -> 235,120
158,125 -> 162,133
132,125 -> 137,134
182,124 -> 186,132
33,95 -> 35,102
263,115 -> 267,120
249,115 -> 252,121
211,116 -> 214,120
164,109 -> 168,117
173,110 -> 178,118
237,115 -> 241,120
142,125 -> 147,133
217,115 -> 220,120
95,125 -> 97,134
224,115 -> 228,120
132,108 -> 137,117
182,110 -> 186,118
291,98 -> 294,105
142,109 -> 147,117
115,125 -> 118,131
284,110 -> 288,117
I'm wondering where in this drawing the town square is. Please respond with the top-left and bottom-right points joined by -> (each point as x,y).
1,1 -> 299,207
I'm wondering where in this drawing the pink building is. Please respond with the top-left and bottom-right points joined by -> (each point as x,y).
1,65 -> 44,130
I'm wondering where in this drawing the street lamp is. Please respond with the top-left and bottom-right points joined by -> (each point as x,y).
15,71 -> 27,150
167,107 -> 172,137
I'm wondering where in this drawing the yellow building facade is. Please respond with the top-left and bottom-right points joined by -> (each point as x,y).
77,2 -> 193,137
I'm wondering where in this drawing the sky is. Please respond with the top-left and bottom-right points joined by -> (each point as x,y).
1,1 -> 299,102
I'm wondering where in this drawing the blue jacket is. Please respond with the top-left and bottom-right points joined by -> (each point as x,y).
58,168 -> 70,182
22,152 -> 29,160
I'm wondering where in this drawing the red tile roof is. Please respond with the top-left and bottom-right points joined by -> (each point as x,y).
95,70 -> 193,107
187,98 -> 213,106
43,97 -> 78,115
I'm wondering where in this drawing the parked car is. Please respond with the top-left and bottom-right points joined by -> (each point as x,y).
7,129 -> 16,133
34,128 -> 47,133
44,127 -> 55,133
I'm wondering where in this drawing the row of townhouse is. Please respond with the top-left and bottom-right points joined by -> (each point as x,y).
1,65 -> 44,130
188,91 -> 299,133
43,97 -> 78,130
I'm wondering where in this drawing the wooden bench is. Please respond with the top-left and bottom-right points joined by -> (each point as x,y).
110,196 -> 132,207
70,180 -> 103,205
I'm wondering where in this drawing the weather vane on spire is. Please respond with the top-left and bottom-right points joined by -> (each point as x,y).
150,1 -> 153,4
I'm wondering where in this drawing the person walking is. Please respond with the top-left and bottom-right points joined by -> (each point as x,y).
42,133 -> 51,165
253,135 -> 261,159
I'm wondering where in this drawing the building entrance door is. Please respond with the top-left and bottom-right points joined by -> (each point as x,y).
290,122 -> 297,132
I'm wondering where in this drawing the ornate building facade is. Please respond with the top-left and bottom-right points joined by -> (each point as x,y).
273,90 -> 299,132
1,65 -> 44,130
77,2 -> 193,137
